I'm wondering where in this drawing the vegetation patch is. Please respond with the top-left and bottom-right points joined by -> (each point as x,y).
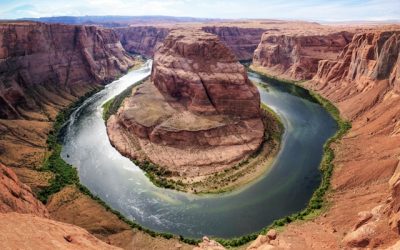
102,77 -> 149,122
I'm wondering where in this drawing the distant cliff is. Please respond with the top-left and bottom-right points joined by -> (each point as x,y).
116,26 -> 169,57
252,31 -> 353,80
201,26 -> 266,60
0,22 -> 136,120
116,25 -> 267,61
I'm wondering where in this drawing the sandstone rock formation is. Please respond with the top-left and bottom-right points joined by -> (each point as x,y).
116,25 -> 267,61
193,236 -> 226,250
0,21 -> 191,250
202,26 -> 267,61
0,21 -> 135,120
0,21 -> 137,169
116,26 -> 169,57
0,162 -> 48,216
0,212 -> 121,250
107,29 -> 264,178
253,31 -> 353,80
248,29 -> 400,250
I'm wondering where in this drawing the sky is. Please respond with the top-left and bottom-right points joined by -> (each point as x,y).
0,0 -> 399,22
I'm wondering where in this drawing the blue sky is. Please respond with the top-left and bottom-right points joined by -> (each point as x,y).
0,0 -> 399,21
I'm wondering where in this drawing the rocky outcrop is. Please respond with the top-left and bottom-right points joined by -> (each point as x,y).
297,30 -> 400,249
0,212 -> 121,250
202,26 -> 266,60
253,31 -> 353,80
193,237 -> 226,250
248,29 -> 400,250
116,26 -> 169,57
0,21 -> 137,169
0,21 -> 135,120
116,25 -> 266,61
107,29 -> 264,177
0,162 -> 48,216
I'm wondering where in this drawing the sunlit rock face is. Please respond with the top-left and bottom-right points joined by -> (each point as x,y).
253,31 -> 353,80
107,29 -> 265,176
0,22 -> 135,119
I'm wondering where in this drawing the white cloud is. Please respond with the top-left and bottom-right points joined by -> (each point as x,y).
0,0 -> 398,21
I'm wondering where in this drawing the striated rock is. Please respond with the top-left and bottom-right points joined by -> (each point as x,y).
0,21 -> 135,120
108,29 -> 264,177
0,163 -> 48,217
116,26 -> 169,57
302,30 -> 400,249
0,212 -> 121,250
314,31 -> 400,90
202,26 -> 267,60
151,29 -> 261,118
0,21 -> 138,169
253,31 -> 353,80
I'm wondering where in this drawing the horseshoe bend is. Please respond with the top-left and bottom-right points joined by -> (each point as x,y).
106,29 -> 281,193
0,4 -> 400,250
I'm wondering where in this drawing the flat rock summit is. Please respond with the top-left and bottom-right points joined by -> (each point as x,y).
107,29 -> 265,177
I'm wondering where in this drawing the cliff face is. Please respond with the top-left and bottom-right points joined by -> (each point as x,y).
107,29 -> 264,177
116,26 -> 266,61
0,22 -> 135,120
0,22 -> 136,169
0,163 -> 48,216
250,30 -> 400,250
116,26 -> 169,57
201,26 -> 266,61
252,31 -> 353,80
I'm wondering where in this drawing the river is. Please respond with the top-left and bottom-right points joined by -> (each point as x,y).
61,61 -> 337,238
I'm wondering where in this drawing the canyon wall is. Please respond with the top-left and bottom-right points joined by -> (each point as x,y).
0,22 -> 191,250
0,22 -> 135,120
0,21 -> 136,168
201,26 -> 266,60
250,30 -> 400,250
117,25 -> 266,61
108,29 -> 265,177
252,31 -> 353,80
116,26 -> 169,57
0,163 -> 120,249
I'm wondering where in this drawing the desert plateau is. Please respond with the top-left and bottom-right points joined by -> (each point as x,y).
0,1 -> 400,249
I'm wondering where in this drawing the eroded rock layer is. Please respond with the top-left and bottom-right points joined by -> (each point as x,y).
253,31 -> 353,80
116,26 -> 169,57
108,29 -> 264,176
0,22 -> 136,168
251,30 -> 400,250
201,26 -> 267,60
0,22 -> 135,120
0,162 -> 48,216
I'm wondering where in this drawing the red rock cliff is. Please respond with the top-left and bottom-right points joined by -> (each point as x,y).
0,22 -> 136,120
107,29 -> 265,177
253,31 -> 353,80
259,30 -> 400,249
201,26 -> 267,61
0,22 -> 137,170
116,26 -> 169,57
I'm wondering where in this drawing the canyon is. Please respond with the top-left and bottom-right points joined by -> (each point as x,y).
252,31 -> 354,80
106,29 -> 274,192
0,17 -> 400,250
247,30 -> 400,250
